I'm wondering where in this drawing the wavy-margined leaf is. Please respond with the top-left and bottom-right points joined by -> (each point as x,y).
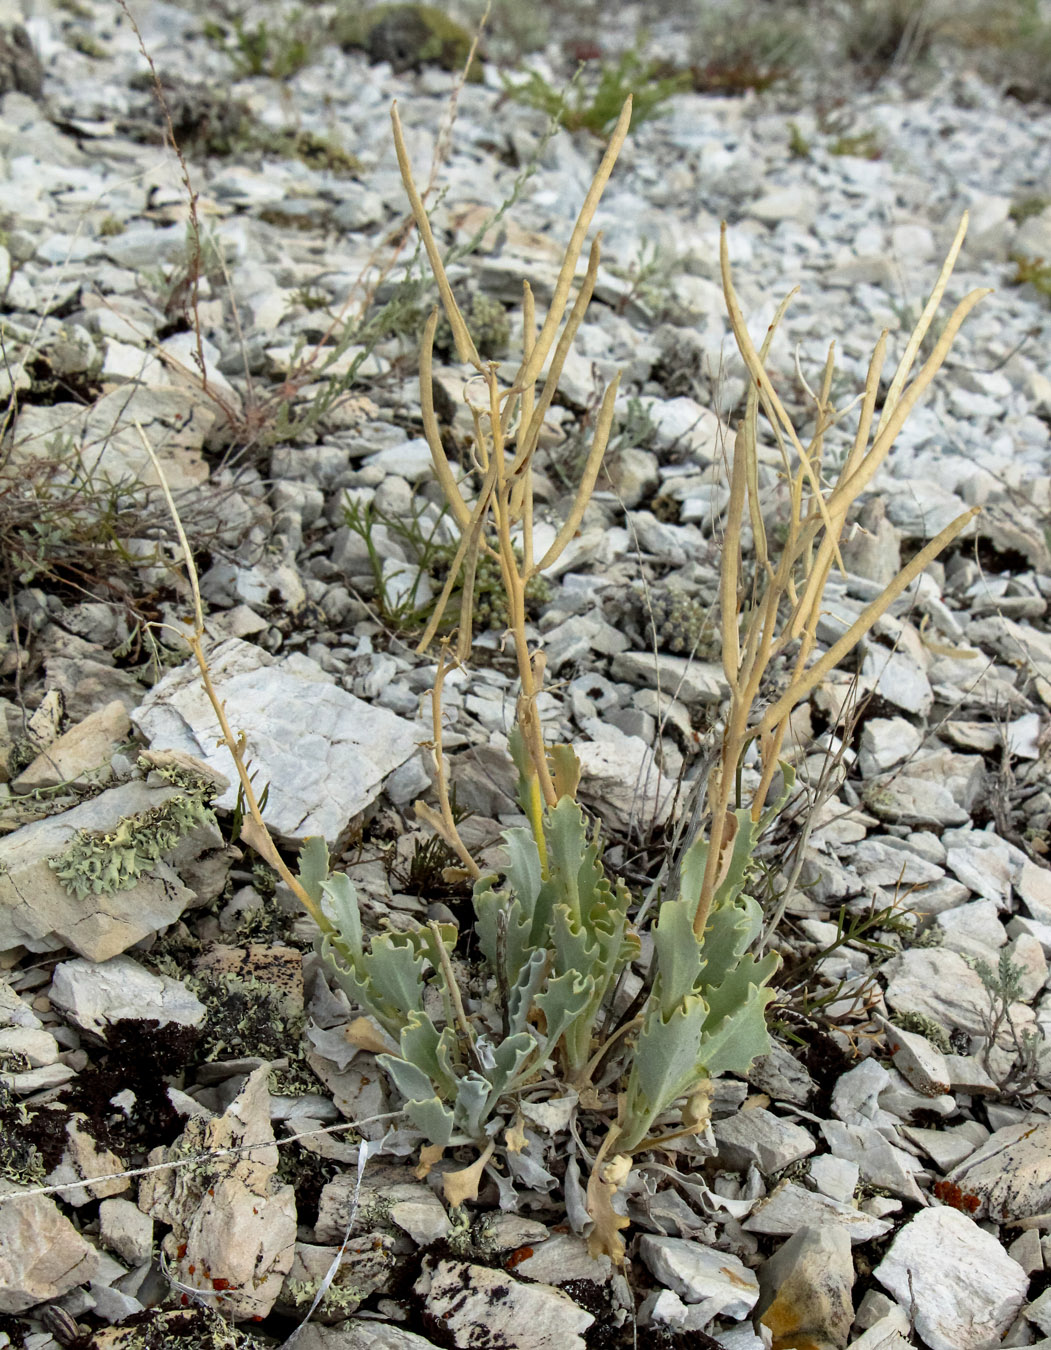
652,895 -> 704,1020
699,889 -> 764,992
508,949 -> 548,1035
361,934 -> 427,1020
697,978 -> 775,1080
296,835 -> 331,904
533,969 -> 593,1061
320,871 -> 363,958
453,1072 -> 491,1140
480,1031 -> 536,1097
376,1053 -> 455,1149
400,1012 -> 458,1098
545,796 -> 590,925
617,995 -> 710,1152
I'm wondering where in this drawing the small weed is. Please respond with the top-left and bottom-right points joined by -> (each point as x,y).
202,10 -> 322,81
787,121 -> 812,159
687,10 -> 811,94
1010,251 -> 1051,297
889,1009 -> 951,1053
838,0 -> 940,80
1009,194 -> 1051,223
828,130 -> 883,160
288,284 -> 332,314
71,32 -> 107,59
435,292 -> 510,359
608,239 -> 683,320
502,49 -> 688,136
97,214 -> 125,237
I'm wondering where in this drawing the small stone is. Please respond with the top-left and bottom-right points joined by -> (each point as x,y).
874,1207 -> 1028,1350
1017,860 -> 1051,924
50,956 -> 205,1036
747,1043 -> 816,1107
388,1191 -> 451,1246
808,1155 -> 859,1204
1026,1286 -> 1051,1336
861,645 -> 933,716
756,1225 -> 854,1350
863,776 -> 969,828
820,1121 -> 924,1203
415,1257 -> 592,1349
743,1181 -> 891,1245
880,1018 -> 951,1096
857,717 -> 924,776
712,1107 -> 816,1174
946,845 -> 1013,906
99,1198 -> 154,1267
47,1116 -> 129,1206
945,1121 -> 1051,1222
1008,1228 -> 1044,1277
942,1054 -> 999,1096
0,1026 -> 58,1068
512,1233 -> 610,1286
0,1181 -> 101,1313
605,446 -> 659,507
11,700 -> 130,792
637,1236 -> 759,1320
935,899 -> 1007,961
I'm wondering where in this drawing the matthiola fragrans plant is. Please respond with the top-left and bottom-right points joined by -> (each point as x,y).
158,87 -> 986,1264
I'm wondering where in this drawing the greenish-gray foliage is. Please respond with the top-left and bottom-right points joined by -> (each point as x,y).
48,792 -> 216,898
502,49 -> 688,136
304,731 -> 787,1152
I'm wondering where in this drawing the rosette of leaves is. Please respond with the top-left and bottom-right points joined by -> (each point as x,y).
302,734 -> 639,1147
613,791 -> 787,1153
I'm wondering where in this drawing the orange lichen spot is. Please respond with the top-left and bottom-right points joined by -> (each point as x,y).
506,1246 -> 534,1269
176,1242 -> 188,1260
187,1264 -> 196,1276
211,1278 -> 232,1291
933,1179 -> 981,1214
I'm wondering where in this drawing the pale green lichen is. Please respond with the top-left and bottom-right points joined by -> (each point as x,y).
889,1009 -> 952,1054
284,1277 -> 371,1316
48,793 -> 216,898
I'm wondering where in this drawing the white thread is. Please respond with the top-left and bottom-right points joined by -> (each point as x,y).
278,1137 -> 375,1348
0,1110 -> 405,1205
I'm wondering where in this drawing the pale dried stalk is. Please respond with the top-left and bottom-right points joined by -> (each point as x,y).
393,97 -> 632,808
133,422 -> 330,933
692,222 -> 988,939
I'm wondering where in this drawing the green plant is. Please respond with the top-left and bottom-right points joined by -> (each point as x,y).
333,4 -> 482,79
1009,194 -> 1051,223
787,121 -> 812,158
828,129 -> 883,159
1010,251 -> 1051,298
687,8 -> 811,93
202,10 -> 322,80
971,948 -> 1042,1089
153,92 -> 986,1266
502,49 -> 688,136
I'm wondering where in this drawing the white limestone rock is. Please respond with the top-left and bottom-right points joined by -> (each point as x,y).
415,1256 -> 593,1349
133,638 -> 420,845
638,1236 -> 759,1321
946,1121 -> 1051,1222
50,955 -> 206,1036
138,1066 -> 297,1321
0,1180 -> 101,1313
874,1207 -> 1028,1350
0,780 -> 214,960
712,1107 -> 816,1175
